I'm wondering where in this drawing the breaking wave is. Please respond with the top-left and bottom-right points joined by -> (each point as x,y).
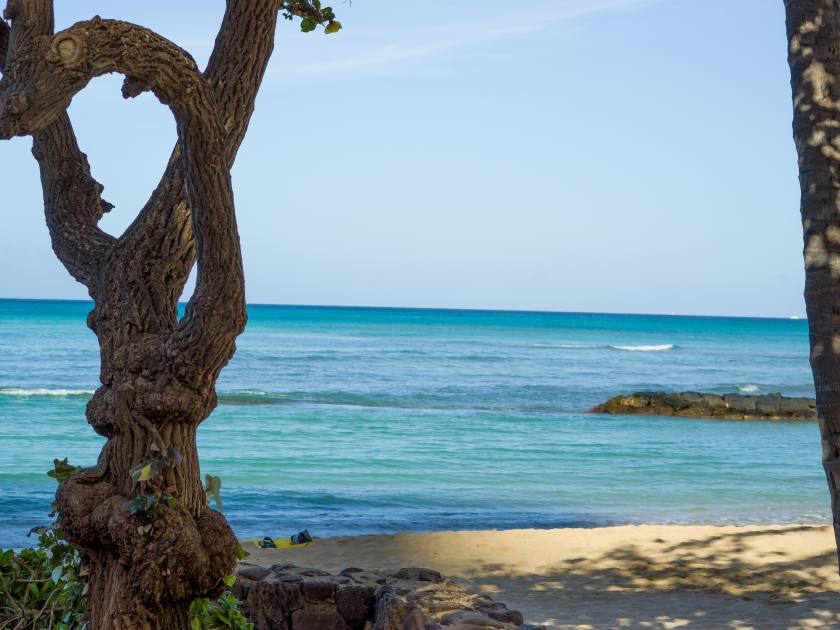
0,387 -> 94,398
609,344 -> 674,352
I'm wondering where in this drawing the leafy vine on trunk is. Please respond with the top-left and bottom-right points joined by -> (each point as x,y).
0,0 -> 340,627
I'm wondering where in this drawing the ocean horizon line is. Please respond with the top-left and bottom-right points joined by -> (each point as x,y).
0,296 -> 807,323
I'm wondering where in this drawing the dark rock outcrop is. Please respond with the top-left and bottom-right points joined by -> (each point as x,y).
589,391 -> 816,420
235,563 -> 542,630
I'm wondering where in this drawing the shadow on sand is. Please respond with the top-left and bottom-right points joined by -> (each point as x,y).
456,526 -> 840,629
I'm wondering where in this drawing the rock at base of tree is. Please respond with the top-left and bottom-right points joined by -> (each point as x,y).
235,563 -> 542,630
588,391 -> 816,420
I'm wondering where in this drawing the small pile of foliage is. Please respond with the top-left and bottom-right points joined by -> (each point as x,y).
0,460 -> 252,630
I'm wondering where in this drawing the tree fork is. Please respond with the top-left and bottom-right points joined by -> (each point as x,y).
116,0 -> 278,335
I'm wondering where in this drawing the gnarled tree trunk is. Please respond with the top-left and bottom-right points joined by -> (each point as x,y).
0,0 -> 279,626
785,0 -> 840,567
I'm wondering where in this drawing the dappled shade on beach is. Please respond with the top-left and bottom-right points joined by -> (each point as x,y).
246,525 -> 840,628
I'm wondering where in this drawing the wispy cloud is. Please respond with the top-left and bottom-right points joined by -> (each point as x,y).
273,0 -> 656,80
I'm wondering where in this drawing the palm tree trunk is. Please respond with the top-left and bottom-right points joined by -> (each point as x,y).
785,0 -> 840,565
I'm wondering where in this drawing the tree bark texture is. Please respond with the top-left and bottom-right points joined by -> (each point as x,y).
0,0 -> 279,626
785,0 -> 840,568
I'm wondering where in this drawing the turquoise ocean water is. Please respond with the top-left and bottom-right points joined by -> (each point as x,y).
0,299 -> 827,548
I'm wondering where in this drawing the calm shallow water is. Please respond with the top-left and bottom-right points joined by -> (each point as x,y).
0,299 -> 826,548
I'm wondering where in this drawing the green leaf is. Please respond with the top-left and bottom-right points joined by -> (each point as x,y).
129,462 -> 146,483
166,448 -> 183,466
47,458 -> 80,484
27,525 -> 49,538
205,475 -> 223,510
222,575 -> 236,587
324,20 -> 342,34
51,565 -> 63,584
300,17 -> 318,32
129,458 -> 167,483
126,495 -> 150,516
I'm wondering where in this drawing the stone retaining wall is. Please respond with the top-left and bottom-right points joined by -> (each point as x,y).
235,564 -> 543,630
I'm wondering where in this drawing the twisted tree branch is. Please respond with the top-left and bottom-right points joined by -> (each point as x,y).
116,0 -> 279,332
33,116 -> 116,286
2,0 -> 114,288
0,4 -> 279,625
2,16 -> 245,622
0,17 -> 9,63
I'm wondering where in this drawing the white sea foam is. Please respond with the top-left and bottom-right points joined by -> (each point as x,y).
0,388 -> 94,397
609,344 -> 674,352
738,384 -> 760,393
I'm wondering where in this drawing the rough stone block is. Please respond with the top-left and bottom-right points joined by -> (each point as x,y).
291,604 -> 351,630
336,584 -> 376,629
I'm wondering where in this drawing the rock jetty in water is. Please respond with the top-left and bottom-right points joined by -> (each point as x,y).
589,391 -> 816,420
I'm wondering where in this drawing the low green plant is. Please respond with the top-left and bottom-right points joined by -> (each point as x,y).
0,460 -> 252,630
190,591 -> 253,630
0,525 -> 87,630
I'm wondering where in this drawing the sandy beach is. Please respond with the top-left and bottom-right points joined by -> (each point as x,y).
243,524 -> 840,629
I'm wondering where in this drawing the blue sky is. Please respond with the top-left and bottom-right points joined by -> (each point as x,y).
0,1 -> 803,317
